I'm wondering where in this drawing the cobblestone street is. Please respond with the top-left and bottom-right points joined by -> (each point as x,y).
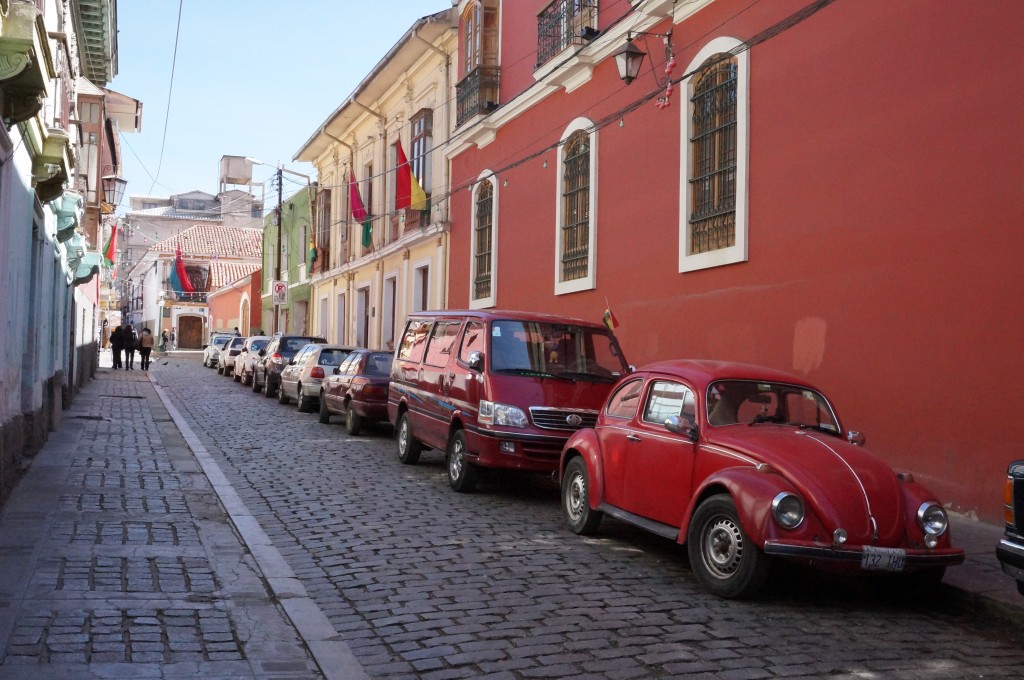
0,353 -> 1021,679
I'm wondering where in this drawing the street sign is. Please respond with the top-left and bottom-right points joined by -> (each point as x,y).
272,281 -> 288,305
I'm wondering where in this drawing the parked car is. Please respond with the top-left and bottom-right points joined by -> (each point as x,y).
202,335 -> 232,368
253,334 -> 327,398
278,344 -> 356,412
320,350 -> 394,434
388,310 -> 629,493
997,460 -> 1024,596
233,335 -> 269,384
558,359 -> 965,599
218,336 -> 247,375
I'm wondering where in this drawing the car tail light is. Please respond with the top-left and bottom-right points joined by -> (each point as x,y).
311,367 -> 325,379
1006,473 -> 1016,526
270,353 -> 284,365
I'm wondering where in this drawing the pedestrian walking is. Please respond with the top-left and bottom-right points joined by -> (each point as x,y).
109,326 -> 123,369
170,329 -> 176,350
123,325 -> 138,370
161,329 -> 169,351
233,326 -> 241,336
139,327 -> 155,370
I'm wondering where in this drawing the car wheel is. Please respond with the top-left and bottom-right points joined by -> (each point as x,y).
446,430 -> 479,493
252,372 -> 262,392
263,378 -> 275,398
277,383 -> 290,404
297,385 -> 313,413
345,406 -> 362,436
318,392 -> 331,424
562,457 -> 603,535
233,370 -> 241,383
217,364 -> 224,375
396,412 -> 421,465
687,494 -> 770,599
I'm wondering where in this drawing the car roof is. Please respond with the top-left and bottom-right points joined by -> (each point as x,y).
405,309 -> 609,330
636,360 -> 820,391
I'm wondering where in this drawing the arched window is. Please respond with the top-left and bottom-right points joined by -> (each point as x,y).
555,119 -> 597,294
680,38 -> 749,272
470,173 -> 497,309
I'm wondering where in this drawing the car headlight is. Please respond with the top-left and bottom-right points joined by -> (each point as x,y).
478,400 -> 527,428
917,501 -> 948,536
771,492 -> 805,529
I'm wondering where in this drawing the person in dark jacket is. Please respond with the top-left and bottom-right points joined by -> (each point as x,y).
123,325 -> 138,370
110,326 -> 123,369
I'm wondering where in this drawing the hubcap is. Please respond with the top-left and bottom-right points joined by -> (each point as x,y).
702,516 -> 744,579
566,472 -> 586,522
399,421 -> 409,453
449,440 -> 464,479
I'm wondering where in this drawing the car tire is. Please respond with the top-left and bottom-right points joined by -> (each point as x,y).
277,384 -> 290,404
345,407 -> 362,436
263,378 -> 275,398
446,430 -> 479,493
318,392 -> 331,424
233,370 -> 241,383
396,412 -> 421,465
217,364 -> 224,375
562,457 -> 603,535
252,372 -> 262,392
297,385 -> 313,413
687,494 -> 770,599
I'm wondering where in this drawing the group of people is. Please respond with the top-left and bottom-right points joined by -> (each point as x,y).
108,325 -> 156,371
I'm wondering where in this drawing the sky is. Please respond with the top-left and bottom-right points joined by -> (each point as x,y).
112,1 -> 452,212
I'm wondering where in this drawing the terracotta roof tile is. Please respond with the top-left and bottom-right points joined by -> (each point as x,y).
210,262 -> 261,289
152,224 -> 263,259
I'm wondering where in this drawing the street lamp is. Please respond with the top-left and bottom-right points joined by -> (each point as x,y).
614,37 -> 646,85
101,174 -> 127,212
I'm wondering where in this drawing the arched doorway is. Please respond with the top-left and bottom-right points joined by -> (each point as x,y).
240,299 -> 250,335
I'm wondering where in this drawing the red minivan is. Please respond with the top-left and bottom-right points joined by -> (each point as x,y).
387,310 -> 629,492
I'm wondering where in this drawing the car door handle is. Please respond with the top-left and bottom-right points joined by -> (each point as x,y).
626,434 -> 642,442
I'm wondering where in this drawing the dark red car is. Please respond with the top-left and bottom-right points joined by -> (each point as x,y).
559,360 -> 964,599
319,350 -> 394,435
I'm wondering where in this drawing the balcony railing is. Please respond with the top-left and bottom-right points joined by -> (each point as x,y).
171,291 -> 208,304
456,66 -> 500,127
536,0 -> 598,69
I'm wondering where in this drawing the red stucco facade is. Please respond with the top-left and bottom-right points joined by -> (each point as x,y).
448,0 -> 1024,521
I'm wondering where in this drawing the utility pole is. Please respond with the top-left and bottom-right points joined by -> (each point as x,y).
274,166 -> 283,334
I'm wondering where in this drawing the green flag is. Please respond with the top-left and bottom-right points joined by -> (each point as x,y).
361,218 -> 372,248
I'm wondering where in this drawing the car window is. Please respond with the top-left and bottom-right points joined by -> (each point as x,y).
397,320 -> 432,362
642,380 -> 695,427
251,339 -> 268,351
319,348 -> 349,366
285,338 -> 312,352
338,354 -> 359,376
606,378 -> 644,419
230,338 -> 245,348
365,352 -> 394,376
423,321 -> 462,367
459,321 -> 486,364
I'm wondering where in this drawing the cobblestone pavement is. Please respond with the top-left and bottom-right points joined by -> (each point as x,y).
149,353 -> 1023,680
0,358 -> 324,679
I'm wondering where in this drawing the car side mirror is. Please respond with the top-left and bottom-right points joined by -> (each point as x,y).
847,430 -> 865,446
467,350 -> 483,371
664,415 -> 698,442
333,367 -> 340,375
258,349 -> 265,357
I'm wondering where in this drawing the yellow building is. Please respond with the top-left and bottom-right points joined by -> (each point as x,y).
294,9 -> 456,350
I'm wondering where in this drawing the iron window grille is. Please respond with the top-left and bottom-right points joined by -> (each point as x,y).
688,57 -> 738,255
536,0 -> 598,69
561,131 -> 590,282
473,180 -> 494,300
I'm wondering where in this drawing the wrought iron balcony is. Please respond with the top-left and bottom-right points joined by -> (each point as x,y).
536,0 -> 598,69
456,66 -> 500,127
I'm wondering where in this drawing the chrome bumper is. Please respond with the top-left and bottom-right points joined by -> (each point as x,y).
764,540 -> 965,566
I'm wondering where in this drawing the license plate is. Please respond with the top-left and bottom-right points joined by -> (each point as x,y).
861,545 -> 906,572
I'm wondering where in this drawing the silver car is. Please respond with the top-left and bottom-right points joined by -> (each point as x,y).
233,335 -> 269,384
278,344 -> 357,412
202,335 -> 232,368
218,336 -> 247,375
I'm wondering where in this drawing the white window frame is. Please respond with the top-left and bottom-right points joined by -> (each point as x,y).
679,37 -> 749,273
554,117 -> 597,295
469,170 -> 497,309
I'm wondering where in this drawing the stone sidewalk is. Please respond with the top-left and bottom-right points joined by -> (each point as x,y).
0,354 -> 341,679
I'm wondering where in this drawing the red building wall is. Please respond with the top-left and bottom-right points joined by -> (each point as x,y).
448,0 -> 1024,521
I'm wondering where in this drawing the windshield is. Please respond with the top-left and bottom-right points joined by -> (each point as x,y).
489,320 -> 626,382
706,380 -> 840,433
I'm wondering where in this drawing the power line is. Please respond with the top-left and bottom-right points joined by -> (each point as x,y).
147,0 -> 184,195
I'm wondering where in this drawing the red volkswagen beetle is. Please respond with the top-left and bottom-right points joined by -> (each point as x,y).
559,360 -> 964,599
